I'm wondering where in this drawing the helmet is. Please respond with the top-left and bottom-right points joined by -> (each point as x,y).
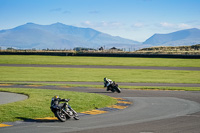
104,77 -> 107,81
54,95 -> 59,99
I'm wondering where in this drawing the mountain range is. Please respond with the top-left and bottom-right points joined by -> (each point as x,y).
0,22 -> 200,50
0,22 -> 139,50
143,28 -> 200,46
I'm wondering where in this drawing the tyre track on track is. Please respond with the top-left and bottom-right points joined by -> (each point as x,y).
3,81 -> 200,87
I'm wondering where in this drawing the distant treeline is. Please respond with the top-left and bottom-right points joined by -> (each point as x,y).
0,50 -> 75,56
0,49 -> 200,58
133,44 -> 200,56
138,44 -> 200,52
0,44 -> 200,58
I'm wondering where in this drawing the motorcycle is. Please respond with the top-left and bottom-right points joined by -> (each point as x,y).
50,99 -> 79,122
108,81 -> 121,93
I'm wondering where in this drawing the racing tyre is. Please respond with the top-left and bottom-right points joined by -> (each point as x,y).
55,110 -> 68,122
71,109 -> 80,120
115,86 -> 121,93
111,88 -> 115,93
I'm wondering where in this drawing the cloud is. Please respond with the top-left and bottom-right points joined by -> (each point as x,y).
81,21 -> 123,29
63,10 -> 71,14
132,22 -> 145,28
81,21 -> 93,27
160,22 -> 175,28
100,21 -> 122,27
50,8 -> 71,14
178,23 -> 192,29
159,22 -> 192,29
50,8 -> 62,12
89,10 -> 100,14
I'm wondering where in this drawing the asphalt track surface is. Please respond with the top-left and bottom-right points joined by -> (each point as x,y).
1,64 -> 200,133
12,81 -> 200,87
0,92 -> 28,105
1,86 -> 200,133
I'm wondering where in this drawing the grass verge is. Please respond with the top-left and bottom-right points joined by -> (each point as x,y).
0,55 -> 200,67
0,66 -> 200,83
0,88 -> 117,123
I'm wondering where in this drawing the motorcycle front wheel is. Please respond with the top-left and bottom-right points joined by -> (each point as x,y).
55,110 -> 68,122
115,86 -> 121,93
71,108 -> 79,120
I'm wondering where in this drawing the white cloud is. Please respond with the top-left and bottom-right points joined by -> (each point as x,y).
81,21 -> 94,27
160,22 -> 175,28
80,21 -> 123,29
96,21 -> 122,28
178,23 -> 192,29
83,21 -> 92,25
132,22 -> 144,28
159,22 -> 193,30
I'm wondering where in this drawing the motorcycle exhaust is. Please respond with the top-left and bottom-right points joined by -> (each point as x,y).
62,109 -> 72,117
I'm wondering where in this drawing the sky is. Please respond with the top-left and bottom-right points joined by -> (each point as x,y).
0,0 -> 200,42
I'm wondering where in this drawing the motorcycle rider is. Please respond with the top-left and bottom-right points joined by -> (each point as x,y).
51,95 -> 69,109
104,77 -> 113,91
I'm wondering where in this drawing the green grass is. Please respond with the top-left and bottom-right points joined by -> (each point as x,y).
0,88 -> 117,123
0,55 -> 200,67
0,66 -> 200,83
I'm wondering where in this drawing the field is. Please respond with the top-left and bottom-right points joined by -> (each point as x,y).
0,55 -> 200,84
0,55 -> 200,67
0,55 -> 200,86
0,55 -> 200,123
0,67 -> 200,84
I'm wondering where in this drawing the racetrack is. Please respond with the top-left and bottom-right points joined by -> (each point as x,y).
9,81 -> 200,87
0,86 -> 200,133
1,64 -> 200,133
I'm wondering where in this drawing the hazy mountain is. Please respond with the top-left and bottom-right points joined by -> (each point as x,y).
1,23 -> 199,50
0,22 -> 140,50
143,28 -> 200,46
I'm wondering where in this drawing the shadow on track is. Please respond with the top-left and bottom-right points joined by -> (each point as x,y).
88,92 -> 113,94
16,117 -> 59,123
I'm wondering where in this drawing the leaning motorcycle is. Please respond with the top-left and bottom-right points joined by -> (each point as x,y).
108,81 -> 121,93
50,99 -> 79,122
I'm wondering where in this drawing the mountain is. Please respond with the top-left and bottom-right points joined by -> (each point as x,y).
143,28 -> 200,46
0,22 -> 140,50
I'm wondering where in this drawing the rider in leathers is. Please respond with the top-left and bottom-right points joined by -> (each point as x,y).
51,96 -> 69,109
104,77 -> 113,91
